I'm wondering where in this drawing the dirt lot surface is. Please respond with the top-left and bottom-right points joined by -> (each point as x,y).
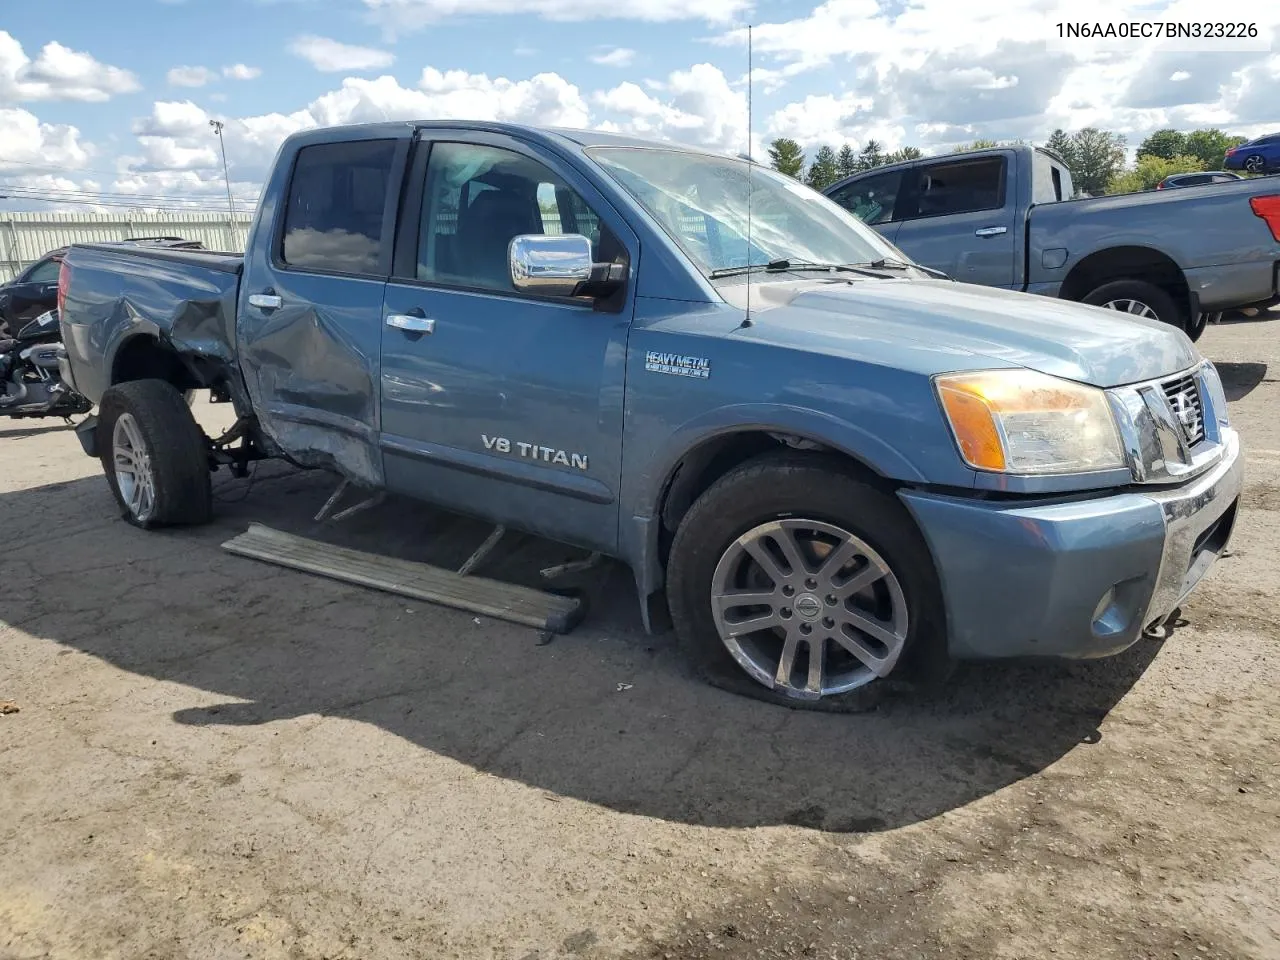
3,317 -> 1279,960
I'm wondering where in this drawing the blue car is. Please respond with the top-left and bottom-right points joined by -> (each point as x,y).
1225,133 -> 1280,175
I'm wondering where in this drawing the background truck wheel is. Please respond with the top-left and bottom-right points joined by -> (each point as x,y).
1082,279 -> 1186,334
97,378 -> 212,529
665,451 -> 948,712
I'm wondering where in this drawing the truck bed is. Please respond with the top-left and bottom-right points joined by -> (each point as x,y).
60,242 -> 244,406
1026,176 -> 1280,309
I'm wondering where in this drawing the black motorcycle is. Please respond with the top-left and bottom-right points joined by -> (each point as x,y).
0,308 -> 93,420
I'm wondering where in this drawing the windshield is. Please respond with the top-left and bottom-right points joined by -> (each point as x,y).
587,146 -> 901,279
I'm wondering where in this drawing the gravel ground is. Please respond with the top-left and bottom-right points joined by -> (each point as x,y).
2,316 -> 1278,960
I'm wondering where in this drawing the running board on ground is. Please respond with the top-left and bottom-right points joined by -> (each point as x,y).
221,523 -> 583,634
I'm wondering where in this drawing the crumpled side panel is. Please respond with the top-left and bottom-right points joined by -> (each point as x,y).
235,273 -> 388,488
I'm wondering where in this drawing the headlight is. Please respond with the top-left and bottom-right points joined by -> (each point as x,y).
934,369 -> 1125,475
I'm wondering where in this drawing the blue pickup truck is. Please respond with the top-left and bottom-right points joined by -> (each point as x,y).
58,121 -> 1243,709
822,144 -> 1280,341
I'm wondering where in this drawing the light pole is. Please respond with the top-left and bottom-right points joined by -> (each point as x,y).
209,120 -> 238,247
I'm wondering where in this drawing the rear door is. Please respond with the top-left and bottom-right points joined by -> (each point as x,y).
825,168 -> 909,244
377,131 -> 638,553
891,153 -> 1017,288
236,133 -> 411,487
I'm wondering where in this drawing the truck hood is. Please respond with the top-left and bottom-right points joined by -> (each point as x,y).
722,277 -> 1199,387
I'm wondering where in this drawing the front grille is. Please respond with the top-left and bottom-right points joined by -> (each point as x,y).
1160,373 -> 1206,446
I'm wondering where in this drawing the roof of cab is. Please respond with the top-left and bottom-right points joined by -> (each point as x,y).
280,119 -> 725,158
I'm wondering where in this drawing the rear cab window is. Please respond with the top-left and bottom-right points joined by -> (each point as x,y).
903,156 -> 1007,219
280,139 -> 399,276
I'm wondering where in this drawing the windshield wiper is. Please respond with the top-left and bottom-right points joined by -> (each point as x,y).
846,258 -> 952,280
709,258 -> 832,279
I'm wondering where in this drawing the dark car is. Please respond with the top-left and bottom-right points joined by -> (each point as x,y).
1225,133 -> 1280,175
0,237 -> 206,337
1157,171 -> 1243,189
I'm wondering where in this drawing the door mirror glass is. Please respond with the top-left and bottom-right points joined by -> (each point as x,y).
509,233 -> 593,297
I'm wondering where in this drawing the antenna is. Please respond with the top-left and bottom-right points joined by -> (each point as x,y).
744,23 -> 753,327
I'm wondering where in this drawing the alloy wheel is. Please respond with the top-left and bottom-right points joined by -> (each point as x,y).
112,412 -> 156,523
709,518 -> 909,700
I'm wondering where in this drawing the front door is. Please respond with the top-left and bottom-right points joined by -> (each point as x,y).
891,153 -> 1017,288
379,132 -> 637,553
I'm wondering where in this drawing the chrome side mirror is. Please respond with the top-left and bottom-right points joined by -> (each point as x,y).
509,234 -> 594,298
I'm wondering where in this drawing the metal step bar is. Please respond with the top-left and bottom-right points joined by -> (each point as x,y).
221,523 -> 583,634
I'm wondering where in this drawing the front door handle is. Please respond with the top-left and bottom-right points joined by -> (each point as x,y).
248,293 -> 283,309
974,226 -> 1008,237
386,313 -> 436,334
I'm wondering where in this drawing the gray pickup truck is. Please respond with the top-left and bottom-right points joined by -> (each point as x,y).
823,145 -> 1280,341
58,121 -> 1242,710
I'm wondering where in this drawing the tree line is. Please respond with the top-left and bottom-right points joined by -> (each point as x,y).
768,127 -> 1254,196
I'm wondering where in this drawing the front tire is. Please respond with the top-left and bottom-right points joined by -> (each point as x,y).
666,452 -> 947,711
97,378 -> 212,529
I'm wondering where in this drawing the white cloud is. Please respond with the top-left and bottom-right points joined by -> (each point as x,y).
0,31 -> 139,103
591,47 -> 635,67
733,1 -> 1280,155
167,65 -> 217,87
288,35 -> 396,72
0,106 -> 92,169
595,64 -> 748,153
363,0 -> 746,33
223,64 -> 262,80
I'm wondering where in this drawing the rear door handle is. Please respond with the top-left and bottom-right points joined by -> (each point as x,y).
386,313 -> 436,334
974,226 -> 1008,237
248,293 -> 283,309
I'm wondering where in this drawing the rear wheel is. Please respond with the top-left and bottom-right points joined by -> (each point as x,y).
666,452 -> 948,711
97,378 -> 212,528
1083,279 -> 1188,335
1243,154 -> 1266,174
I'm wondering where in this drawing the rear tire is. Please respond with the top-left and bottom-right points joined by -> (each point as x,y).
1082,279 -> 1186,334
1243,154 -> 1266,174
666,451 -> 949,712
97,378 -> 212,529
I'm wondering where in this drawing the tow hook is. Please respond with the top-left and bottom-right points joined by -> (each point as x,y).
1144,607 -> 1183,640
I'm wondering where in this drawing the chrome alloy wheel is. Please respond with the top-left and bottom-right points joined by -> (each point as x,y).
709,518 -> 909,700
112,412 -> 156,523
1100,298 -> 1159,320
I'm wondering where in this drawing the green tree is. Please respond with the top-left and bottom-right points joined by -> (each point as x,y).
1136,129 -> 1187,162
1183,128 -> 1248,170
1107,154 -> 1203,194
857,139 -> 885,170
1044,128 -> 1076,167
836,143 -> 858,179
884,145 -> 923,164
957,138 -> 1001,152
1070,127 -> 1127,196
768,138 -> 805,179
805,145 -> 840,190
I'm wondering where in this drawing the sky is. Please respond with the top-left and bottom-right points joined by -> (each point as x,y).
1,0 -> 1278,213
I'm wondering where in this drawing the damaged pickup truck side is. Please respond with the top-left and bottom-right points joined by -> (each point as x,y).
58,121 -> 1243,709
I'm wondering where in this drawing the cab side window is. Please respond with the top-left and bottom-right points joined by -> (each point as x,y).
827,171 -> 903,225
280,139 -> 398,275
904,157 -> 1006,219
417,141 -> 620,294
23,259 -> 61,284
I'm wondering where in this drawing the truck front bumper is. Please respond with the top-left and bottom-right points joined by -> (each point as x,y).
899,431 -> 1243,660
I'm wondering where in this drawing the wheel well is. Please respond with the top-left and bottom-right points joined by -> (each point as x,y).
657,430 -> 886,544
1059,246 -> 1189,317
111,336 -> 201,391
